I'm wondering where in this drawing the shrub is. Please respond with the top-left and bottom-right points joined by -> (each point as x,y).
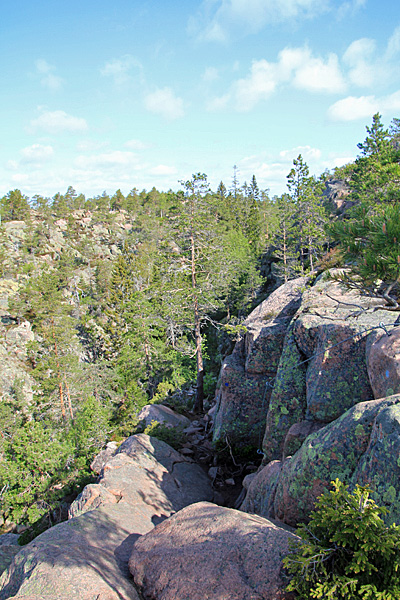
284,479 -> 400,599
143,420 -> 185,450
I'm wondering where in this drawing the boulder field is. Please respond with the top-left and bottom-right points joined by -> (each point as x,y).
2,271 -> 400,599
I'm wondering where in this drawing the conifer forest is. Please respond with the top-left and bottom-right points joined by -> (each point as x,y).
1,113 -> 400,541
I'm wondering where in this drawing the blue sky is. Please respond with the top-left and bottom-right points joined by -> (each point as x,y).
1,0 -> 400,199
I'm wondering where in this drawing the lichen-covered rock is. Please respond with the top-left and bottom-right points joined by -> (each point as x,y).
353,401 -> 400,524
292,276 -> 397,423
213,277 -> 308,450
240,461 -> 283,519
262,323 -> 307,463
129,502 -> 298,600
367,327 -> 400,400
282,420 -> 324,459
273,394 -> 400,526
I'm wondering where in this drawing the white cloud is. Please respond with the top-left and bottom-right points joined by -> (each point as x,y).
327,91 -> 400,121
190,0 -> 329,41
337,0 -> 366,19
206,93 -> 231,111
148,165 -> 177,176
124,139 -> 151,150
202,67 -> 220,82
386,26 -> 400,59
209,46 -> 346,112
20,144 -> 54,164
328,95 -> 379,121
5,160 -> 18,171
100,55 -> 142,85
76,140 -> 109,152
144,87 -> 185,120
74,151 -> 139,170
293,52 -> 346,93
343,38 -> 377,87
234,59 -> 278,111
35,59 -> 64,91
30,110 -> 88,134
279,145 -> 322,161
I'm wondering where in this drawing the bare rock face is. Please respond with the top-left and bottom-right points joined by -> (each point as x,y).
0,509 -> 141,600
70,434 -> 214,522
136,404 -> 191,429
129,502 -> 298,600
367,327 -> 400,400
212,277 -> 308,451
1,435 -> 214,600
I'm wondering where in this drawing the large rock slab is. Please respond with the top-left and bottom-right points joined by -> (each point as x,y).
1,435 -> 214,600
0,508 -> 140,600
136,403 -> 190,429
129,501 -> 297,600
70,434 -> 214,521
213,277 -> 308,450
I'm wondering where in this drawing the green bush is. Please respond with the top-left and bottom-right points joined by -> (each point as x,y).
284,479 -> 400,599
143,420 -> 185,450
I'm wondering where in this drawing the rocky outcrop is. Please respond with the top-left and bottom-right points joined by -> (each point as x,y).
367,327 -> 400,399
129,501 -> 298,600
212,276 -> 308,450
238,273 -> 400,527
242,394 -> 400,527
136,403 -> 191,429
0,536 -> 20,578
0,434 -> 214,599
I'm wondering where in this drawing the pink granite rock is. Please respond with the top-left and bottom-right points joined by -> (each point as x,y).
367,327 -> 400,399
129,501 -> 298,600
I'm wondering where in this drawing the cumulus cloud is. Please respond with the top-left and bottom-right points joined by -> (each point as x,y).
35,59 -> 64,91
234,60 -> 278,111
209,46 -> 346,112
292,52 -> 346,93
189,0 -> 329,42
20,144 -> 54,164
343,38 -> 376,87
30,110 -> 88,134
144,87 -> 184,120
100,55 -> 142,85
327,91 -> 400,121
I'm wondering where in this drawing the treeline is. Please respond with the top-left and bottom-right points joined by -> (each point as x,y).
0,113 -> 399,535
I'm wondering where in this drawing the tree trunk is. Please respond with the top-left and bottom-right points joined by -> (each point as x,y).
191,224 -> 204,413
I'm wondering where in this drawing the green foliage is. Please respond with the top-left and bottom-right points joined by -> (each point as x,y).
143,420 -> 185,450
284,479 -> 400,599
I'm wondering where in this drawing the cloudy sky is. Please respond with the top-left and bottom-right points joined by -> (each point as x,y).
1,0 -> 400,199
